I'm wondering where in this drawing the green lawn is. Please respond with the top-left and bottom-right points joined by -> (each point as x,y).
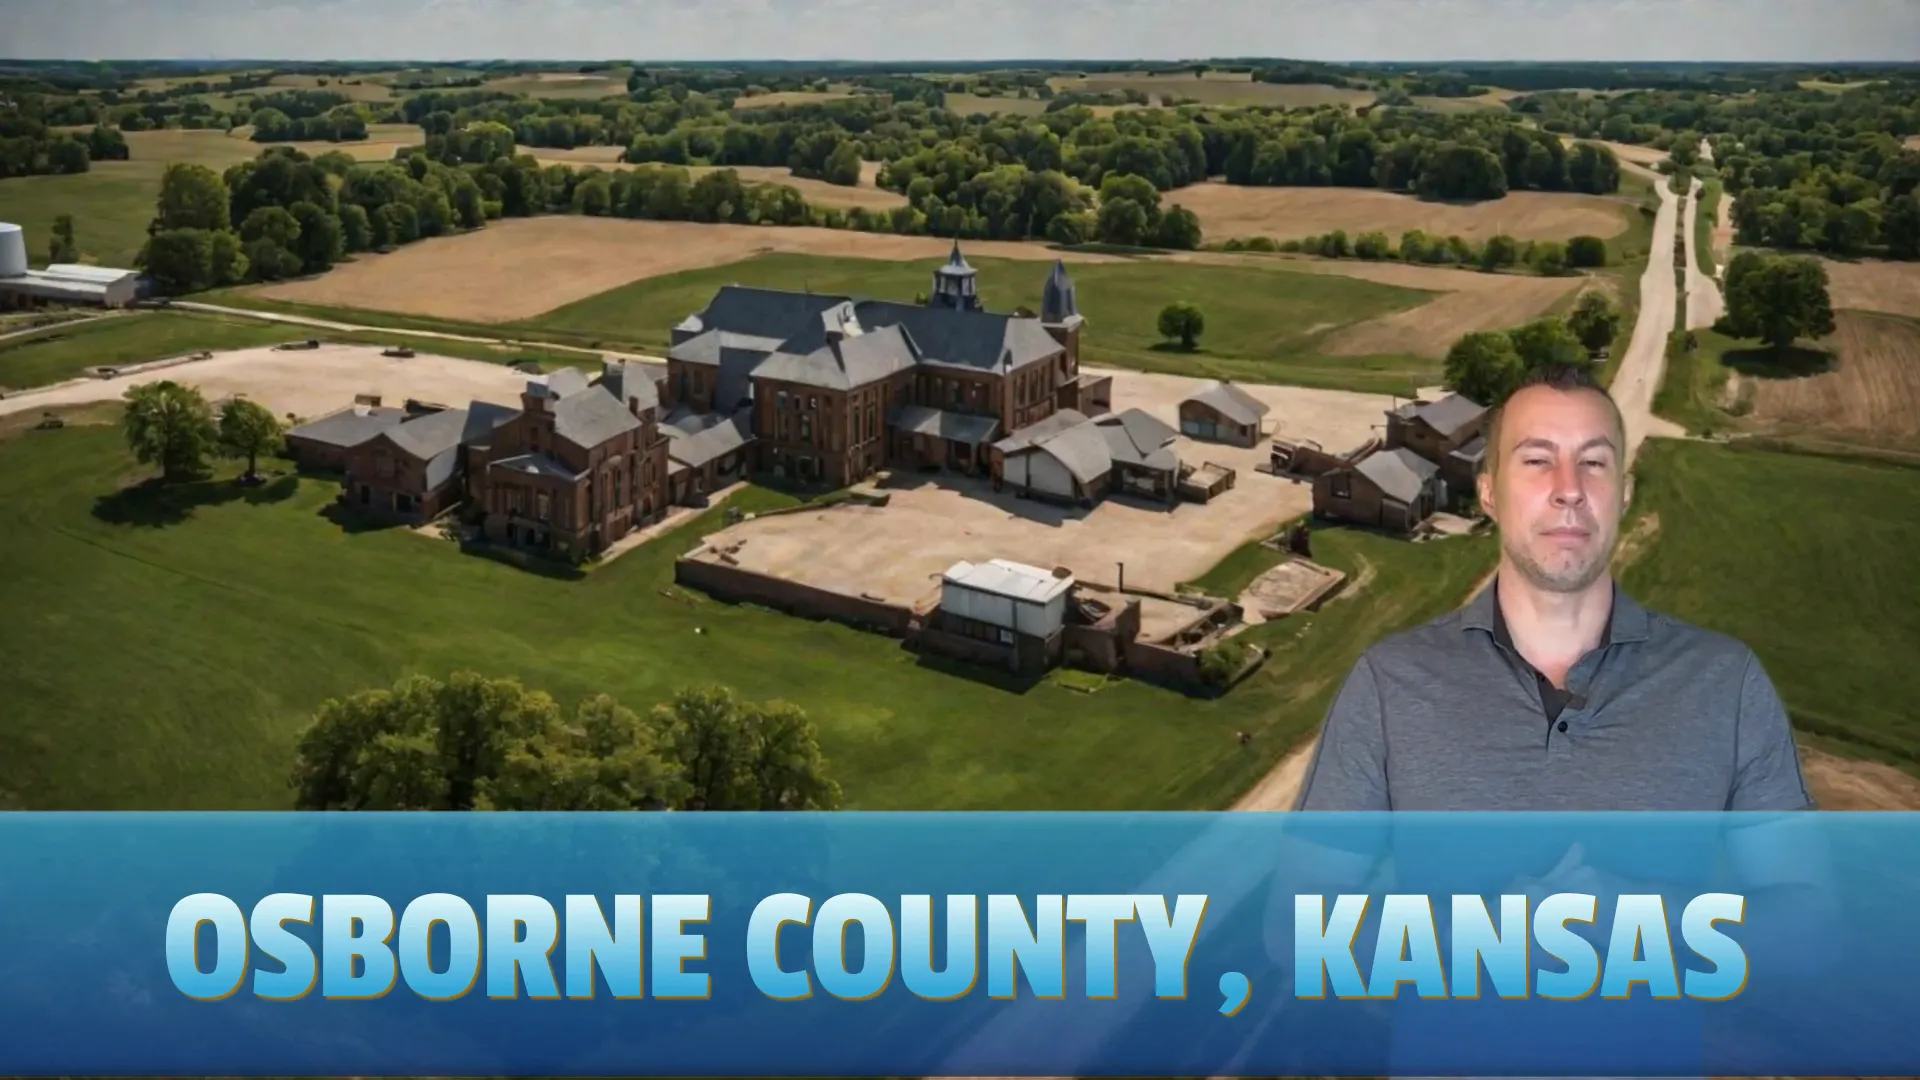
1694,180 -> 1723,276
0,418 -> 1495,812
521,252 -> 1445,394
1652,325 -> 1744,435
0,311 -> 294,391
1620,439 -> 1920,773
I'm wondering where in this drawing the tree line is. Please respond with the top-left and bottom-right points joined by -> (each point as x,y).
290,675 -> 841,813
0,97 -> 129,179
1442,292 -> 1622,406
1516,79 -> 1920,259
1230,228 -> 1609,275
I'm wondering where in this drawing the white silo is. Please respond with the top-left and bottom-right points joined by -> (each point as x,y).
0,223 -> 27,278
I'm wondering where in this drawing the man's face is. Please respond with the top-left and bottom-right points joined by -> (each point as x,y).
1478,385 -> 1631,594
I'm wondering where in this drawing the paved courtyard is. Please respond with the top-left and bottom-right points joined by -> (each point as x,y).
692,367 -> 1394,605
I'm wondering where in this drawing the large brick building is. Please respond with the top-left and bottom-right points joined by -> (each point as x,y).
662,244 -> 1109,488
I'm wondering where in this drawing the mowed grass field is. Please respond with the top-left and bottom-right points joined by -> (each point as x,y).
1620,438 -> 1920,774
522,251 -> 1448,393
1050,72 -> 1376,109
0,311 -> 293,391
0,126 -> 418,269
0,418 -> 1495,811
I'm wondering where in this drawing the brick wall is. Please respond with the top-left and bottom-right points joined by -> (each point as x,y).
674,557 -> 915,636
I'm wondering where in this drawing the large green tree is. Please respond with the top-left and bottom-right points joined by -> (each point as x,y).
652,685 -> 842,812
1157,301 -> 1205,350
1714,253 -> 1836,350
150,162 -> 231,233
123,380 -> 219,483
217,398 -> 284,482
1566,291 -> 1621,356
1443,330 -> 1523,406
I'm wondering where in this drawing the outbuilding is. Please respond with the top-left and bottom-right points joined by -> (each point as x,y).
929,559 -> 1076,673
1179,380 -> 1271,448
1312,446 -> 1446,535
0,223 -> 142,309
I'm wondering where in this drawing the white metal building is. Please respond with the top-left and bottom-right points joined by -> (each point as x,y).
0,222 -> 141,308
939,559 -> 1075,643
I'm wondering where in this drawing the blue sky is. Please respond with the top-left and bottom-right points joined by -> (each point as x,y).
3,0 -> 1916,63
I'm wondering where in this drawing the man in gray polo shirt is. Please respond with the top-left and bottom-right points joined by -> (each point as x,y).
1296,363 -> 1814,814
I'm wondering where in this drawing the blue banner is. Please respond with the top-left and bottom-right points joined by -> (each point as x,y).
0,811 -> 1914,1076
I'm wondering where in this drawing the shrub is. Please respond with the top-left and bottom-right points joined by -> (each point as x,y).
1199,637 -> 1253,688
1567,235 -> 1608,267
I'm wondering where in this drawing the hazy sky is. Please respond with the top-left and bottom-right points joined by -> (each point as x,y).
4,0 -> 1917,63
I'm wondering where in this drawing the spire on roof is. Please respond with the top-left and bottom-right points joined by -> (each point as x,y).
1042,258 -> 1079,324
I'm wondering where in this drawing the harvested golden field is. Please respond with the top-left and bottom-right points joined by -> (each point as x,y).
250,217 -> 1127,323
123,125 -> 420,168
482,72 -> 626,99
944,92 -> 1048,116
1409,89 -> 1520,113
266,73 -> 393,102
1172,181 -> 1632,244
1050,72 -> 1374,109
1802,745 -> 1920,810
1825,257 -> 1920,316
1741,311 -> 1920,448
732,90 -> 859,109
515,144 -> 624,164
1316,269 -> 1586,359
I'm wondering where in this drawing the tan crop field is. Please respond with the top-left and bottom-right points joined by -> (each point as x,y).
732,90 -> 860,109
1172,181 -> 1633,244
1049,72 -> 1375,109
265,73 -> 394,102
1823,257 -> 1920,317
943,92 -> 1050,116
1742,311 -> 1920,448
1319,273 -> 1589,359
482,72 -> 627,99
249,217 -> 1130,323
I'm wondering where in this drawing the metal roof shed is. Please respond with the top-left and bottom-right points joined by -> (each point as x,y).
940,559 -> 1075,641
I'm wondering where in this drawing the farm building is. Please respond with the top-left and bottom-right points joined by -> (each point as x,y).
291,360 -> 684,558
0,223 -> 141,309
661,246 -> 1105,488
925,559 -> 1076,674
1385,392 -> 1489,493
284,401 -> 408,472
664,409 -> 756,503
1179,380 -> 1271,448
1313,446 -> 1446,535
992,408 -> 1182,507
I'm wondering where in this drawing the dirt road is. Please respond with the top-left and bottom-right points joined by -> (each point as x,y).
170,301 -> 665,364
1684,176 -> 1727,330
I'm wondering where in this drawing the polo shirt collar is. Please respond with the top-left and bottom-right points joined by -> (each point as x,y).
1462,575 -> 1650,647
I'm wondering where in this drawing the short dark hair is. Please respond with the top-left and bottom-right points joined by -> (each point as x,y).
1480,363 -> 1624,477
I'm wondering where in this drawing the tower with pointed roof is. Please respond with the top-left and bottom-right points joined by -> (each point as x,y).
928,239 -> 983,312
1039,258 -> 1085,381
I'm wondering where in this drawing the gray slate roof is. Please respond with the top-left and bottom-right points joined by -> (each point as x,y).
288,404 -> 406,449
537,367 -> 591,399
754,323 -> 922,391
1403,392 -> 1488,439
1450,435 -> 1488,463
1357,447 -> 1441,504
554,386 -> 642,448
490,452 -> 587,482
1185,379 -> 1271,427
993,408 -> 1090,454
888,403 -> 1001,446
667,329 -> 786,367
460,400 -> 520,447
386,407 -> 474,461
1029,422 -> 1114,486
664,409 -> 755,468
599,362 -> 663,414
855,299 -> 1062,374
676,286 -> 851,343
1097,408 -> 1180,471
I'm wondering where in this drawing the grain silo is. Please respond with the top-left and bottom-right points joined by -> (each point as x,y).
0,222 -> 27,279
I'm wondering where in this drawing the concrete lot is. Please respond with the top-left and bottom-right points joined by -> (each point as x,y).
693,367 -> 1395,604
0,344 -> 539,421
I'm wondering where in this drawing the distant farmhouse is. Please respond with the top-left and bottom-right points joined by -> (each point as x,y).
1307,391 -> 1491,534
